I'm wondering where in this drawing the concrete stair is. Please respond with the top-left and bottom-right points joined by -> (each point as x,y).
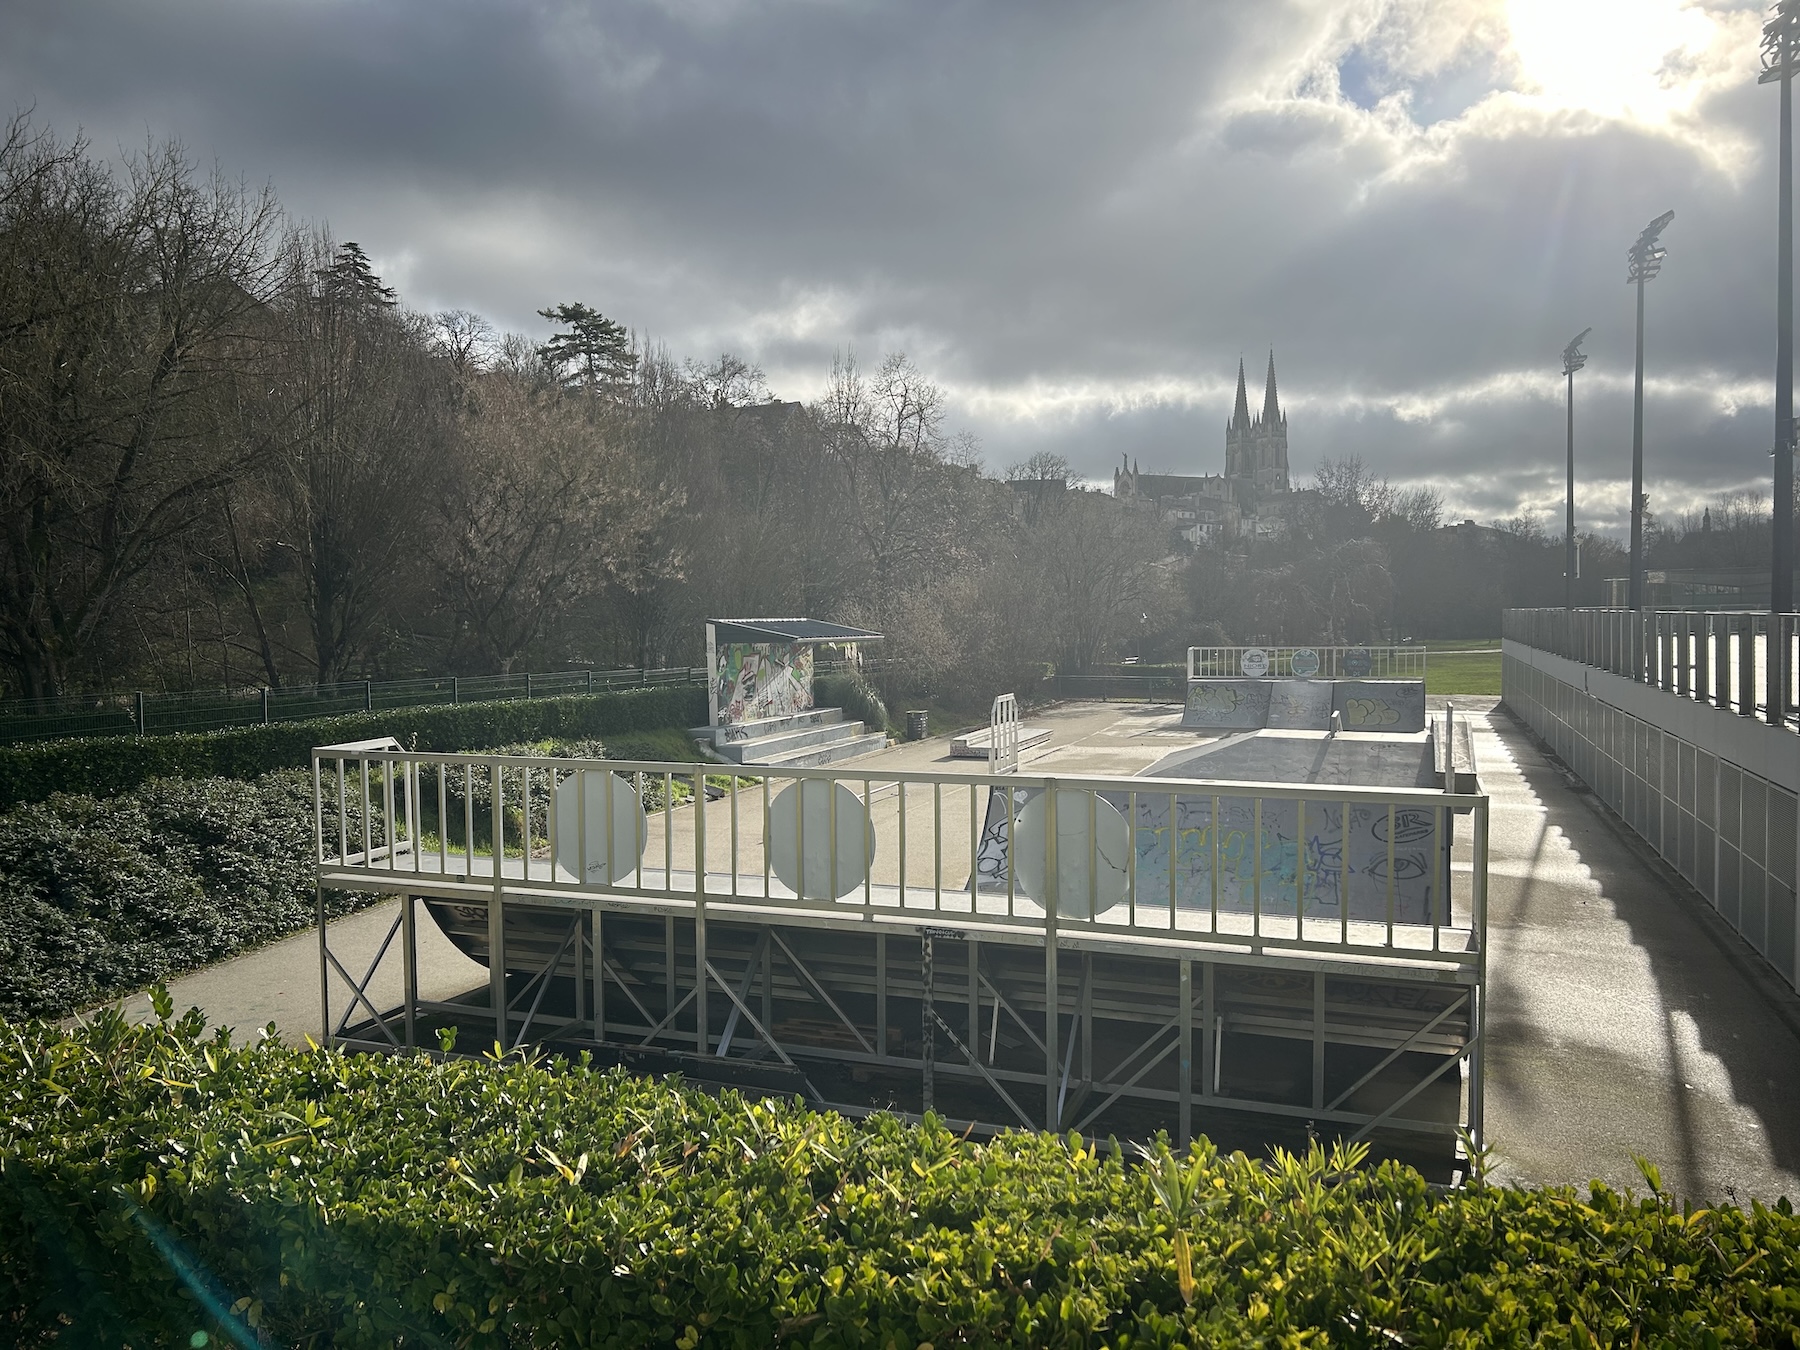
698,707 -> 889,768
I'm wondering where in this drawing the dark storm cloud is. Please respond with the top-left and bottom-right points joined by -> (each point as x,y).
2,0 -> 1784,531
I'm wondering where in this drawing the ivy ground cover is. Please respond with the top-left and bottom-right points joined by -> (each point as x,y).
4,1007 -> 1797,1348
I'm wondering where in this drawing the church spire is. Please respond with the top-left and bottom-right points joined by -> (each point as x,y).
1262,350 -> 1281,425
1232,357 -> 1250,430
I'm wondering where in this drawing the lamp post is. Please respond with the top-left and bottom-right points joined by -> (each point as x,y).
1761,0 -> 1798,634
1562,328 -> 1591,611
1626,210 -> 1675,611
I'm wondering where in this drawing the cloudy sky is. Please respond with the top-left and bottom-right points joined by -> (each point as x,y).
3,0 -> 1788,529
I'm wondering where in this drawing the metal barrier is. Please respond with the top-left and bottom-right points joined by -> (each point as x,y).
0,665 -> 705,745
989,693 -> 1020,774
1187,646 -> 1428,680
313,741 -> 1489,1150
1502,608 -> 1798,729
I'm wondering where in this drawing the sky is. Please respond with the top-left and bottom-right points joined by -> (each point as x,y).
1,0 -> 1789,531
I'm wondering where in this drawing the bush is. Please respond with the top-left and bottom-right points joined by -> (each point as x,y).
0,771 -> 357,1022
3,1011 -> 1797,1348
0,685 -> 708,808
0,719 -> 719,1022
814,671 -> 891,738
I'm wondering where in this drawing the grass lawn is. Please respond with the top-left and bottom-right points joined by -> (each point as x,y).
1419,639 -> 1501,696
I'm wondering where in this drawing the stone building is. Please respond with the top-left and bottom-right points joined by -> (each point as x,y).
1114,352 -> 1296,544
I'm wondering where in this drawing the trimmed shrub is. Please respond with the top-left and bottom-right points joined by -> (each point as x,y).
0,719 -> 717,1022
0,685 -> 707,808
0,771 -> 350,1022
3,1011 -> 1798,1348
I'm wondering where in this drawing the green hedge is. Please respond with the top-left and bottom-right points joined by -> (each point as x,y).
3,1012 -> 1797,1348
0,771 -> 353,1022
0,686 -> 708,808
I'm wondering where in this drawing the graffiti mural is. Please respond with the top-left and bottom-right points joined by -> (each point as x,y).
1181,680 -> 1271,729
1330,680 -> 1426,733
974,785 -> 1443,924
713,642 -> 814,726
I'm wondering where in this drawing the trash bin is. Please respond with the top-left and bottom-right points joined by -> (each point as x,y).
905,710 -> 930,741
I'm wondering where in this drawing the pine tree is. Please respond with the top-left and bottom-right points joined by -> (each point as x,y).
317,242 -> 397,308
537,301 -> 636,399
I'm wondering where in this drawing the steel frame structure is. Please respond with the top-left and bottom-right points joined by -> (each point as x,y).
314,740 -> 1488,1160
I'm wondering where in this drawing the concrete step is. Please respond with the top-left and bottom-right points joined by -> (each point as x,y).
752,731 -> 890,769
713,717 -> 868,764
696,707 -> 844,755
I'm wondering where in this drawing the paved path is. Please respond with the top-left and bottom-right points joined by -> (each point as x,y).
83,697 -> 1800,1202
1470,697 -> 1800,1204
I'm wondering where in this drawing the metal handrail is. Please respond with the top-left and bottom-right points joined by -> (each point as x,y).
313,745 -> 1489,971
1186,646 -> 1428,680
1502,607 -> 1799,729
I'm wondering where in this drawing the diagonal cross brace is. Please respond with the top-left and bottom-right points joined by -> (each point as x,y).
327,910 -> 405,1045
704,959 -> 824,1101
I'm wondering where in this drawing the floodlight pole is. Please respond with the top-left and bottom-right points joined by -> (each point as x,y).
1626,211 -> 1674,612
1763,1 -> 1799,634
1562,329 -> 1590,611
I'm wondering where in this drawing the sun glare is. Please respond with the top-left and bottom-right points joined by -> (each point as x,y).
1504,0 -> 1719,120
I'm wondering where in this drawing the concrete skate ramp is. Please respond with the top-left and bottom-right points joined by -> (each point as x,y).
1142,730 -> 1437,789
1181,678 -> 1425,733
1332,680 -> 1426,733
1180,680 -> 1271,729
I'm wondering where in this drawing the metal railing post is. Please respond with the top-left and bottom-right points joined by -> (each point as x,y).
261,687 -> 271,724
364,680 -> 373,712
134,690 -> 145,737
1740,615 -> 1757,716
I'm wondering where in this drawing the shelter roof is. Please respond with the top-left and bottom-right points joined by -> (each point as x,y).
707,618 -> 884,645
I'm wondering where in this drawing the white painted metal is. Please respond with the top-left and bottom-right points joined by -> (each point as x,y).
312,742 -> 1486,967
312,740 -> 1489,1149
989,692 -> 1020,773
766,779 -> 876,899
1012,787 -> 1130,917
553,770 -> 647,885
1186,646 -> 1428,680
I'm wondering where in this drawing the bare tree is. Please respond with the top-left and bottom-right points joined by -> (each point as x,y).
259,231 -> 447,682
0,120 -> 284,698
430,374 -> 634,672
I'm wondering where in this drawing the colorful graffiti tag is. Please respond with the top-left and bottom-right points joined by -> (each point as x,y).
713,642 -> 814,726
974,786 -> 1443,924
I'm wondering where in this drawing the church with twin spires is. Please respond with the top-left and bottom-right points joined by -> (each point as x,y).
1113,351 -> 1298,544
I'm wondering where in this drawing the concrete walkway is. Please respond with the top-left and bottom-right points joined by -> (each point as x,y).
1470,697 -> 1800,1204
81,697 -> 1800,1203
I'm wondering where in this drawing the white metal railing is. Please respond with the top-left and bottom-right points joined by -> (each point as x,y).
1187,646 -> 1427,681
989,692 -> 1020,774
1503,608 -> 1798,729
312,742 -> 1488,969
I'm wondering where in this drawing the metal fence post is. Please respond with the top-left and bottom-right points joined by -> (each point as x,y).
364,680 -> 373,712
452,676 -> 458,705
526,672 -> 533,701
586,669 -> 593,695
262,687 -> 270,724
135,690 -> 145,738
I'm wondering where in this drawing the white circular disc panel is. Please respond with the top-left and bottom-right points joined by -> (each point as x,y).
1240,647 -> 1270,677
766,780 -> 876,901
1013,788 -> 1131,919
553,770 -> 647,885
